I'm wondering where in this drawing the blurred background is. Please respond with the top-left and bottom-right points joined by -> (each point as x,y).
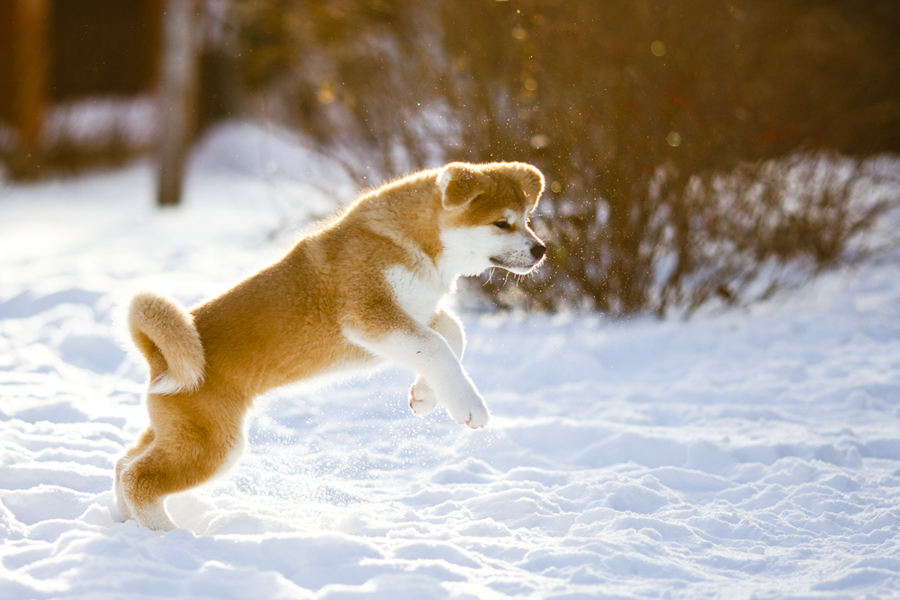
1,0 -> 899,316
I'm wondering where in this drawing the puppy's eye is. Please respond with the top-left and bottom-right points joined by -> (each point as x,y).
493,220 -> 511,230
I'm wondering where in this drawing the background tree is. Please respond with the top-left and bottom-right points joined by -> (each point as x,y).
157,0 -> 202,207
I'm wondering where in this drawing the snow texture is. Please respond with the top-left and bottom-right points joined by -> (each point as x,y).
2,124 -> 900,599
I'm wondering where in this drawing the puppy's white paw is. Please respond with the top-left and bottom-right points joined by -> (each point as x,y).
132,500 -> 177,531
409,378 -> 439,416
445,390 -> 491,429
460,403 -> 490,429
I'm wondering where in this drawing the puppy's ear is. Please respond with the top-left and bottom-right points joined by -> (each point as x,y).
503,162 -> 545,208
439,162 -> 484,209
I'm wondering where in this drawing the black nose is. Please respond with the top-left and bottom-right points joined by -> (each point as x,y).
530,243 -> 547,260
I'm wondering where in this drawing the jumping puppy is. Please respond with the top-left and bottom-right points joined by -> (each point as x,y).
116,161 -> 547,530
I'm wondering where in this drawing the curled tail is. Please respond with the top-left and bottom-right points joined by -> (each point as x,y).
129,291 -> 206,395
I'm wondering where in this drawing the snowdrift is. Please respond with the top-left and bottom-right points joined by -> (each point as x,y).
1,126 -> 900,599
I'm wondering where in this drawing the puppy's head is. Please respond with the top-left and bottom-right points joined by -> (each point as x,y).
437,162 -> 547,277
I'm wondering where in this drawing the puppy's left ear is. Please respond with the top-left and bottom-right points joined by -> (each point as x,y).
504,163 -> 545,207
439,162 -> 484,209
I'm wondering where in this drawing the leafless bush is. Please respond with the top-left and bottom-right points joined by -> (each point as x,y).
232,0 -> 446,184
475,152 -> 899,316
230,0 -> 900,316
657,153 -> 898,315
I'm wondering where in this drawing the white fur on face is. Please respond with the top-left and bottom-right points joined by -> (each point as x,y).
439,215 -> 545,278
439,226 -> 500,278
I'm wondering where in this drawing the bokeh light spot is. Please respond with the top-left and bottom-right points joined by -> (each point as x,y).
530,134 -> 549,149
317,84 -> 335,105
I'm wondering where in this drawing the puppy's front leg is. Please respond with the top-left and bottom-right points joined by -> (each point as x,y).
409,308 -> 465,417
345,312 -> 488,428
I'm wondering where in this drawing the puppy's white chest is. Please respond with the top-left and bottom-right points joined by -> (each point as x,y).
384,265 -> 446,324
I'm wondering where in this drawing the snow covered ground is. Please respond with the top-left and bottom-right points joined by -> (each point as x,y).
2,125 -> 900,599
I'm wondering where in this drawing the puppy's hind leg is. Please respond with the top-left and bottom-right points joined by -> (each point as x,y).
409,308 -> 465,417
114,427 -> 155,521
119,420 -> 237,531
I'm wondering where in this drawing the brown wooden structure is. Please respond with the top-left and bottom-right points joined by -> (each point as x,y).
0,0 -> 163,146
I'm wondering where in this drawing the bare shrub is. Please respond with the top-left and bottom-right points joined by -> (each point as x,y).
474,152 -> 898,316
655,153 -> 898,315
230,0 -> 900,316
232,0 -> 446,183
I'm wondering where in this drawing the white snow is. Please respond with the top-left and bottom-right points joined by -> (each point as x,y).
2,124 -> 900,599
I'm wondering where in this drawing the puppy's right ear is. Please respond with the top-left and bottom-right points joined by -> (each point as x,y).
439,163 -> 483,209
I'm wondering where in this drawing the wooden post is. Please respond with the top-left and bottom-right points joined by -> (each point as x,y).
14,0 -> 50,147
157,0 -> 200,207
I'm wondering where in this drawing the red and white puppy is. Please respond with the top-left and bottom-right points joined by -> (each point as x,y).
117,161 -> 547,530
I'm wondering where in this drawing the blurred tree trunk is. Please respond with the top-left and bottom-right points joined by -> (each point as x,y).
157,0 -> 200,207
14,0 -> 50,147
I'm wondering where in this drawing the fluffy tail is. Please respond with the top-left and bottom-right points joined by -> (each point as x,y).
129,291 -> 206,395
